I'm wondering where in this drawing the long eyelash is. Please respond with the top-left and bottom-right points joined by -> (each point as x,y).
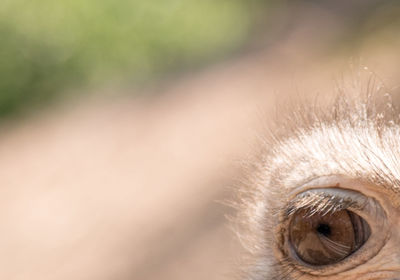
286,191 -> 363,218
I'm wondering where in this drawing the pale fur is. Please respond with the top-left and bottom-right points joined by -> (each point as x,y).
236,79 -> 400,279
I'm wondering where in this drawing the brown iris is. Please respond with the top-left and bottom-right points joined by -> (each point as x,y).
289,209 -> 371,266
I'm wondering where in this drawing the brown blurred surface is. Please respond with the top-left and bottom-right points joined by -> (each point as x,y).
0,49 -> 275,280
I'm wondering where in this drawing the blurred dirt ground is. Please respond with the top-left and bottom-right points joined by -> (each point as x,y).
1,26 -> 400,280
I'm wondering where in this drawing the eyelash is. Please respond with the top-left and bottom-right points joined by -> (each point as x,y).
286,191 -> 366,218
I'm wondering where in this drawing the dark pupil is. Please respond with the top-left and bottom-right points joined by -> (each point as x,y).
316,223 -> 331,236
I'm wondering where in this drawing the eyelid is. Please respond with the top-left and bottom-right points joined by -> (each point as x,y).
286,175 -> 393,219
287,188 -> 370,217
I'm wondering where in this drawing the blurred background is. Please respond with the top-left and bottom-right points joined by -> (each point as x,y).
1,1 -> 400,279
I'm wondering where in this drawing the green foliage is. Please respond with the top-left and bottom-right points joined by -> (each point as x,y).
0,0 -> 259,116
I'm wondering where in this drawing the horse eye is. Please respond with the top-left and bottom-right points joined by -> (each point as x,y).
289,209 -> 371,266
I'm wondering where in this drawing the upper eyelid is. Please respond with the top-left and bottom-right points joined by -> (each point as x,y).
286,188 -> 369,217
